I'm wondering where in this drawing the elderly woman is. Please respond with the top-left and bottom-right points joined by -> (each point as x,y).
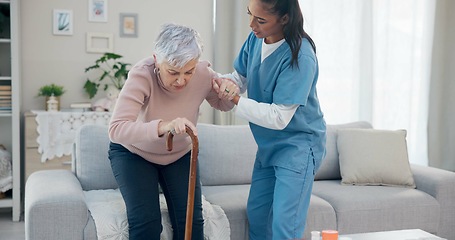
108,23 -> 239,240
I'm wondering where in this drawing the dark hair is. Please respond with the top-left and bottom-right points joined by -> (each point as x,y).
262,0 -> 316,67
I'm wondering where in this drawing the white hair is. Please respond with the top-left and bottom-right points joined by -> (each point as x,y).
154,23 -> 204,68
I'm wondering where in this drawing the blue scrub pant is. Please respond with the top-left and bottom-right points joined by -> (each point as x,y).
247,159 -> 315,240
108,142 -> 204,240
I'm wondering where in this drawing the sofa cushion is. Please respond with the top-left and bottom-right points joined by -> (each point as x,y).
84,215 -> 97,240
73,124 -> 117,191
202,184 -> 251,240
202,185 -> 338,240
315,121 -> 372,181
304,195 -> 337,239
337,128 -> 416,188
84,189 -> 230,239
197,124 -> 257,186
312,180 -> 440,235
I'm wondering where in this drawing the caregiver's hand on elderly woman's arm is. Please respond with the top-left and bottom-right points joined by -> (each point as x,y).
212,78 -> 240,101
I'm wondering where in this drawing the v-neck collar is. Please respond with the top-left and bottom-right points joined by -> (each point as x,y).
261,38 -> 286,63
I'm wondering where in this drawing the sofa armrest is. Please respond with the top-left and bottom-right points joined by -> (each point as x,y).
25,170 -> 89,240
411,164 -> 455,239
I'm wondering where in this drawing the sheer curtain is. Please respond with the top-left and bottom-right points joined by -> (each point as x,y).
212,0 -> 250,125
428,0 -> 455,171
300,0 -> 436,166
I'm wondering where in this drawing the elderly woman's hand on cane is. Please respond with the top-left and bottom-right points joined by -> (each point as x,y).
158,117 -> 198,137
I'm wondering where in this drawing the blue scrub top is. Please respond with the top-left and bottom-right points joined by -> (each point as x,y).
234,32 -> 326,173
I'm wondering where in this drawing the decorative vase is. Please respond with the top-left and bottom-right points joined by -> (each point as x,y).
45,96 -> 60,111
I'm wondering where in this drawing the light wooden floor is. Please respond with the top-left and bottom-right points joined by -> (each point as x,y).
0,209 -> 25,240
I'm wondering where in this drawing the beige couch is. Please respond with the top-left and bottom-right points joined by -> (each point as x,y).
25,122 -> 455,240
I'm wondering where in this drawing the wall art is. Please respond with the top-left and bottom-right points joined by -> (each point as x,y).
88,0 -> 108,22
53,9 -> 73,35
119,13 -> 138,38
86,32 -> 113,53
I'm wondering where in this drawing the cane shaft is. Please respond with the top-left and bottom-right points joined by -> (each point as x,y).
167,126 -> 199,240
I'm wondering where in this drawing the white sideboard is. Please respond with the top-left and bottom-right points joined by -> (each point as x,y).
24,110 -> 112,181
24,112 -> 71,181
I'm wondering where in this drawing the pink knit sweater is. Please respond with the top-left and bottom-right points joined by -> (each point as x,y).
109,57 -> 234,165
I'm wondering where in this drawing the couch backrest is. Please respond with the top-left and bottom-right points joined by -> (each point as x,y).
314,121 -> 372,180
73,124 -> 117,191
197,123 -> 257,186
197,121 -> 372,185
72,121 -> 373,190
73,123 -> 258,189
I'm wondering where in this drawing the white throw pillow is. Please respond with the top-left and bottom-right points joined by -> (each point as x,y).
337,128 -> 416,188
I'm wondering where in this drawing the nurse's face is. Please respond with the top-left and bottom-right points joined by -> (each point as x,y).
155,58 -> 198,92
247,0 -> 288,44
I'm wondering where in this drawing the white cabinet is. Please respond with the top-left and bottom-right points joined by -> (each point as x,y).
24,112 -> 72,182
0,0 -> 21,221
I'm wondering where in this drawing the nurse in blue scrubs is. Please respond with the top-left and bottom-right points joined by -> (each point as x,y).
214,0 -> 327,239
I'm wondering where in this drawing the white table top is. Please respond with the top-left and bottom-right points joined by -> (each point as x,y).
340,229 -> 445,240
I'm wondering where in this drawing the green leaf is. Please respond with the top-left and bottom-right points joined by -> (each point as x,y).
105,52 -> 122,60
85,64 -> 100,72
83,80 -> 99,99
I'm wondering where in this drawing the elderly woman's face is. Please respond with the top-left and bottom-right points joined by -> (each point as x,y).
156,59 -> 198,92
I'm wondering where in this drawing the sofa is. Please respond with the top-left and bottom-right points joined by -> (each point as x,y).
25,122 -> 455,240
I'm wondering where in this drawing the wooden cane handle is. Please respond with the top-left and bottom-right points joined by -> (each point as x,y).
166,126 -> 198,151
166,131 -> 174,151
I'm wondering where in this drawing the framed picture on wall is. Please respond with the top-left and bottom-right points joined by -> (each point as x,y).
86,32 -> 113,53
119,13 -> 138,38
88,0 -> 108,22
53,9 -> 73,35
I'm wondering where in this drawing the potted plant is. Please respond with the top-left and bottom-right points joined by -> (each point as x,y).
37,83 -> 65,111
37,83 -> 66,97
84,52 -> 131,99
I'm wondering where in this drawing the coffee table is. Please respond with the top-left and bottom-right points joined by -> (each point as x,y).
340,229 -> 445,240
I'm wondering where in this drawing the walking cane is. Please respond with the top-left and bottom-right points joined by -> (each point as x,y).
166,126 -> 199,240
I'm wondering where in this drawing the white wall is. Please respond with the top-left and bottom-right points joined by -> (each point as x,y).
20,0 -> 215,122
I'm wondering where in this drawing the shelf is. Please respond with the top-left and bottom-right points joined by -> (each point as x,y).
0,0 -> 20,221
0,197 -> 13,208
